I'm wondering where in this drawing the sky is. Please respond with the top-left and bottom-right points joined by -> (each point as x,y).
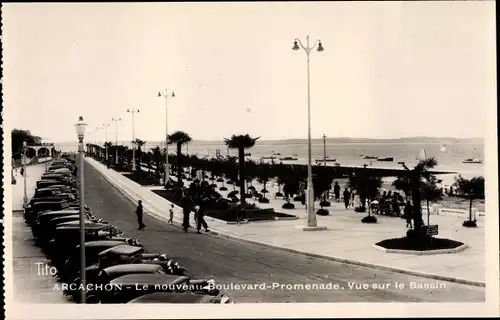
3,2 -> 496,143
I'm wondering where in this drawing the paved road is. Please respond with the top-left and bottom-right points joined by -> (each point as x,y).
83,161 -> 484,302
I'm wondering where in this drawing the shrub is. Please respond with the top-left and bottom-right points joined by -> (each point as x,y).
209,183 -> 217,189
228,191 -> 239,197
219,187 -> 228,191
462,220 -> 477,228
227,181 -> 234,185
275,192 -> 283,197
354,206 -> 366,213
361,215 -> 377,223
258,198 -> 270,204
319,200 -> 331,207
216,178 -> 224,183
282,202 -> 295,209
316,209 -> 329,216
293,196 -> 302,202
261,189 -> 268,193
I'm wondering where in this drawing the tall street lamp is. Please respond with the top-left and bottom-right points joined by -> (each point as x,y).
127,108 -> 140,171
75,116 -> 87,303
322,134 -> 327,167
293,35 -> 326,231
112,118 -> 121,164
22,141 -> 28,208
102,123 -> 110,162
158,89 -> 175,185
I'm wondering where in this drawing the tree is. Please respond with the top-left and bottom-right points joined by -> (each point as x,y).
167,131 -> 192,186
151,146 -> 163,179
392,176 -> 412,201
405,157 -> 438,235
11,129 -> 41,155
421,175 -> 443,226
134,139 -> 146,171
348,170 -> 383,217
103,142 -> 113,162
454,175 -> 485,227
224,134 -> 259,209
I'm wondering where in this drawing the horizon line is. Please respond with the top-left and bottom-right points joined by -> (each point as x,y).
49,136 -> 484,144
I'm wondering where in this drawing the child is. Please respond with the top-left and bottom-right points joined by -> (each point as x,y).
168,204 -> 174,224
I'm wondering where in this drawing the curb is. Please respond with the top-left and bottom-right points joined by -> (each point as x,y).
87,158 -> 485,288
372,243 -> 469,255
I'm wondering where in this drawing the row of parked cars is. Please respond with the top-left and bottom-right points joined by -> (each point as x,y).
25,154 -> 232,304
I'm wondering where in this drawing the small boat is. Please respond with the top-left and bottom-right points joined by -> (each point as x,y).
315,157 -> 336,163
279,156 -> 298,161
364,156 -> 377,159
377,157 -> 394,162
463,158 -> 482,164
260,156 -> 277,160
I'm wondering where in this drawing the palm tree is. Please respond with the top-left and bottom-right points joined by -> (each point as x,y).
167,131 -> 192,186
421,175 -> 442,226
134,139 -> 146,171
404,157 -> 438,234
103,142 -> 113,162
454,175 -> 485,227
224,134 -> 259,209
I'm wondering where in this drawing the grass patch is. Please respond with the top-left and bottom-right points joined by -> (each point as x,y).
123,172 -> 161,186
152,189 -> 296,222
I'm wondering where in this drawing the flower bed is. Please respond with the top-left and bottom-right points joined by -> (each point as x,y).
122,172 -> 161,186
152,189 -> 297,222
375,237 -> 464,251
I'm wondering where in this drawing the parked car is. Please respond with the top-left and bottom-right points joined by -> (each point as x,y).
24,200 -> 71,225
126,292 -> 232,304
29,193 -> 77,206
68,263 -> 169,302
101,273 -> 221,304
48,223 -> 125,257
36,184 -> 77,196
37,179 -> 73,189
58,240 -> 138,282
31,209 -> 80,240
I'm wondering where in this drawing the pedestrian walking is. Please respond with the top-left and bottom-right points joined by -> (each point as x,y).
168,204 -> 174,224
20,167 -> 24,177
403,201 -> 413,228
136,200 -> 146,230
180,193 -> 192,233
196,201 -> 209,234
333,182 -> 341,202
343,188 -> 351,209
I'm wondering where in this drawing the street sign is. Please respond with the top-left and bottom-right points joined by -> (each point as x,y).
426,225 -> 439,236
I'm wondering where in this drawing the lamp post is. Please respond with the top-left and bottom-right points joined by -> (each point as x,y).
75,116 -> 87,304
322,134 -> 327,167
22,141 -> 28,208
158,89 -> 175,185
112,118 -> 121,164
292,35 -> 326,231
102,123 -> 110,162
127,108 -> 140,171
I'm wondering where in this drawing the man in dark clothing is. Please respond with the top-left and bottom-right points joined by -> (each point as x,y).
180,193 -> 192,233
343,188 -> 350,209
403,201 -> 413,228
136,200 -> 145,230
196,201 -> 209,234
333,182 -> 341,202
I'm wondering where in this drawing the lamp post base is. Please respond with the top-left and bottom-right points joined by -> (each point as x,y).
295,225 -> 327,231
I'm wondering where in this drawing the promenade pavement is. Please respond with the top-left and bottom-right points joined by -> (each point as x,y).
82,159 -> 484,302
11,162 -> 70,303
88,158 -> 485,286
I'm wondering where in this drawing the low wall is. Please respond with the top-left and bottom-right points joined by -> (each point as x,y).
431,205 -> 484,217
